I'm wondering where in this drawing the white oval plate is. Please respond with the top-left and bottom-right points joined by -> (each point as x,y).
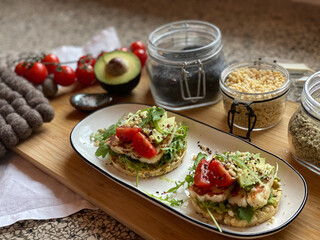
70,103 -> 307,239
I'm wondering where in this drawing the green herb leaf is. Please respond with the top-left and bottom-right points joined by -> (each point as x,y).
185,174 -> 194,186
151,107 -> 166,123
191,152 -> 208,171
167,180 -> 186,193
95,142 -> 110,158
144,191 -> 184,207
92,127 -> 115,158
160,123 -> 188,166
206,208 -> 222,233
136,168 -> 140,187
274,162 -> 280,180
139,107 -> 165,128
235,206 -> 255,223
91,117 -> 122,158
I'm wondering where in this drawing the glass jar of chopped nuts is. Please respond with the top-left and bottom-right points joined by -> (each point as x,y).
219,60 -> 290,138
288,71 -> 320,175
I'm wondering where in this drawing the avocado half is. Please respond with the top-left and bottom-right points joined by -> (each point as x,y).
94,51 -> 142,94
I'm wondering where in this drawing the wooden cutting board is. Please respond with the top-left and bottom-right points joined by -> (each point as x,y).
14,70 -> 320,240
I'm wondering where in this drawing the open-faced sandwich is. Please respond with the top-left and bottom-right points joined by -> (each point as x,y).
189,151 -> 281,227
91,106 -> 188,179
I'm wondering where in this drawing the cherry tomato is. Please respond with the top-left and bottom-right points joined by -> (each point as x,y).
24,62 -> 48,85
116,126 -> 141,142
132,132 -> 157,158
76,64 -> 96,86
53,65 -> 76,86
118,47 -> 130,52
14,62 -> 28,76
97,51 -> 108,59
131,41 -> 146,51
77,55 -> 96,67
41,54 -> 60,74
194,159 -> 211,188
133,49 -> 148,67
208,159 -> 235,187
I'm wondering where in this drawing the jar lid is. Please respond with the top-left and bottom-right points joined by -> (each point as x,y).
302,71 -> 320,121
148,20 -> 223,65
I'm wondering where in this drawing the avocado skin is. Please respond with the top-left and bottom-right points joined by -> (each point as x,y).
98,72 -> 141,95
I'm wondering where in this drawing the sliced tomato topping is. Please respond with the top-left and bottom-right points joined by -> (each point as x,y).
132,132 -> 157,158
194,159 -> 211,188
116,126 -> 141,142
208,159 -> 235,187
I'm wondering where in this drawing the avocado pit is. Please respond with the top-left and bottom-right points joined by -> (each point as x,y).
106,57 -> 129,76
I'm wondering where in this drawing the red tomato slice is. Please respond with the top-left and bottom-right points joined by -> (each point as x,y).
208,159 -> 235,187
116,126 -> 141,142
132,132 -> 157,158
194,159 -> 211,188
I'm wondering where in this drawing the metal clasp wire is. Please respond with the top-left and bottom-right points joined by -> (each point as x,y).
180,59 -> 206,102
227,101 -> 257,142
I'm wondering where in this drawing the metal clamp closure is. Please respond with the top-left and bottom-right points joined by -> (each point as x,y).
180,59 -> 206,102
227,101 -> 257,142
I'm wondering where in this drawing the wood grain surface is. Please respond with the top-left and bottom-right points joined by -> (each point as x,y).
14,70 -> 320,240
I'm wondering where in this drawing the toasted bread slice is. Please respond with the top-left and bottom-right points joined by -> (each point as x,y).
190,184 -> 282,227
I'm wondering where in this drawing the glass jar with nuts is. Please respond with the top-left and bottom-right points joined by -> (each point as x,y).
288,71 -> 320,175
219,60 -> 290,140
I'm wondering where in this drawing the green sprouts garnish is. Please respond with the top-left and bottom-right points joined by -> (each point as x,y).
167,178 -> 190,193
123,107 -> 166,129
136,168 -> 140,187
161,123 -> 188,165
91,118 -> 121,158
206,208 -> 222,233
274,162 -> 280,180
235,206 -> 255,223
144,191 -> 184,207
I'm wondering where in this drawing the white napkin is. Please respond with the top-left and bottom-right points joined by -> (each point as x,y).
51,27 -> 121,70
0,27 -> 121,227
0,152 -> 97,227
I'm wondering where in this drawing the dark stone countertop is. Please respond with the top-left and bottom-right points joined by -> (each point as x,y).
0,0 -> 319,239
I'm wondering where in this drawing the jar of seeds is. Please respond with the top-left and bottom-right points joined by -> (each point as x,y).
146,20 -> 227,111
288,71 -> 320,175
219,60 -> 290,140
